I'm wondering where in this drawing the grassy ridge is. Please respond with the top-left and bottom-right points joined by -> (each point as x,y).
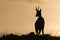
0,32 -> 60,40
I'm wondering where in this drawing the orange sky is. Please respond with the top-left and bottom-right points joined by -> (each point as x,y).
0,0 -> 60,36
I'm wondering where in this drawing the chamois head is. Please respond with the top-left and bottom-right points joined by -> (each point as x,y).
35,6 -> 41,17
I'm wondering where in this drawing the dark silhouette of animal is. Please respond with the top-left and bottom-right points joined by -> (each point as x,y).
35,6 -> 45,35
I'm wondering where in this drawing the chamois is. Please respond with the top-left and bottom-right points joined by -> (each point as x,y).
35,6 -> 45,35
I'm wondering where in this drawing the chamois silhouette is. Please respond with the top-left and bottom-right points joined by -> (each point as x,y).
35,6 -> 45,35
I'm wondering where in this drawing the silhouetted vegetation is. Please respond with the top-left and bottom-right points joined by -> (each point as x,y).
0,32 -> 60,40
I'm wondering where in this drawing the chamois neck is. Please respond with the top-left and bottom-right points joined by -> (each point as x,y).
38,16 -> 42,18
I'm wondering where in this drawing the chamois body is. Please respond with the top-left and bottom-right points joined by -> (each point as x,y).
35,7 -> 45,35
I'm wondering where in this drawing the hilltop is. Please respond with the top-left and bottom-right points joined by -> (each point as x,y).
0,32 -> 60,40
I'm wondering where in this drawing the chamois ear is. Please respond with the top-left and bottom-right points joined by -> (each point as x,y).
40,9 -> 41,11
38,6 -> 39,10
38,6 -> 41,12
35,6 -> 37,11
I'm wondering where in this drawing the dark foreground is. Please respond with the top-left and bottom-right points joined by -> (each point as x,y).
0,32 -> 60,40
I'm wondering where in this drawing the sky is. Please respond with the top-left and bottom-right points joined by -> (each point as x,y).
0,0 -> 60,36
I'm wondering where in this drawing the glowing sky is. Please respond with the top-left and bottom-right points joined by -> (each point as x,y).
0,0 -> 60,36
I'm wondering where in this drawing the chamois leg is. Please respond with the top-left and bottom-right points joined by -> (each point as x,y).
42,28 -> 44,35
39,29 -> 41,35
35,28 -> 38,35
